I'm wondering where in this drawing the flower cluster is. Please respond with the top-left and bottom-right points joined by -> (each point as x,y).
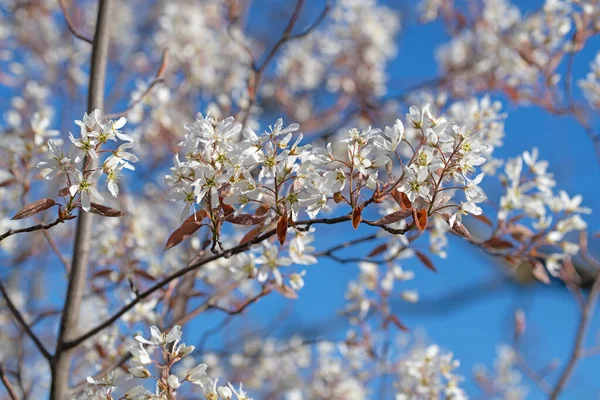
277,0 -> 400,98
473,345 -> 528,399
82,325 -> 252,400
395,344 -> 466,400
579,51 -> 600,109
430,0 -> 573,94
496,148 -> 591,276
37,110 -> 138,212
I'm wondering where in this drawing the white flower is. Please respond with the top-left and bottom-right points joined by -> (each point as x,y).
289,270 -> 306,290
399,168 -> 430,203
130,344 -> 152,365
124,385 -> 154,400
168,374 -> 181,390
31,112 -> 60,147
559,191 -> 591,214
256,242 -> 293,285
449,201 -> 482,227
135,325 -> 182,347
218,385 -> 233,400
69,170 -> 104,212
128,365 -> 151,378
105,142 -> 138,171
228,382 -> 252,400
187,363 -> 208,384
69,126 -> 98,163
37,139 -> 71,180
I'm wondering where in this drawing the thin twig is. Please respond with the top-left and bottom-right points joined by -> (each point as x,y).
0,362 -> 18,400
57,0 -> 93,44
549,269 -> 600,399
61,214 -> 395,349
104,50 -> 169,120
240,0 -> 330,127
41,229 -> 70,273
0,280 -> 52,362
0,218 -> 64,243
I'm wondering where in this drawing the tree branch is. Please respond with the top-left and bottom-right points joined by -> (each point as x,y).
50,0 -> 113,398
0,362 -> 18,400
549,270 -> 600,399
104,50 -> 169,120
57,0 -> 94,44
0,218 -> 64,243
0,280 -> 52,362
61,214 -> 402,350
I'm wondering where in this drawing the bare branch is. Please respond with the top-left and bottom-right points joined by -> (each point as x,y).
0,362 -> 18,400
0,280 -> 52,362
241,0 -> 330,126
57,0 -> 94,44
549,270 -> 600,399
0,218 -> 64,243
104,50 -> 169,120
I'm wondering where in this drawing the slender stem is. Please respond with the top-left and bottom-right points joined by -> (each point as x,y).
0,280 -> 52,362
549,271 -> 600,399
0,218 -> 63,242
57,0 -> 94,44
0,362 -> 18,400
50,1 -> 113,398
61,214 -> 393,350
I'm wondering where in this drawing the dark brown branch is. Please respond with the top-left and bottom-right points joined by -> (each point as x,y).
57,0 -> 93,44
0,218 -> 64,243
241,0 -> 330,126
0,280 -> 52,362
61,214 -> 399,349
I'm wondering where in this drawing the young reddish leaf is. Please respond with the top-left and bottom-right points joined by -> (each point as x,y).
370,209 -> 413,226
412,208 -> 428,232
0,178 -> 16,188
92,269 -> 114,279
392,190 -> 412,209
473,214 -> 493,226
417,209 -> 428,232
11,198 -> 56,220
452,222 -> 471,238
89,203 -> 125,217
219,196 -> 235,216
270,283 -> 298,299
367,243 -> 388,258
531,260 -> 550,285
415,250 -> 437,272
384,315 -> 409,332
164,221 -> 203,250
508,224 -> 534,242
484,237 -> 513,250
277,215 -> 288,246
240,225 -> 263,245
133,269 -> 157,281
352,205 -> 363,230
254,203 -> 270,216
183,210 -> 208,224
333,192 -> 346,204
58,187 -> 70,197
225,213 -> 267,225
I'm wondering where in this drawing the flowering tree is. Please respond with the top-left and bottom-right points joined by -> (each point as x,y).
1,0 -> 600,399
